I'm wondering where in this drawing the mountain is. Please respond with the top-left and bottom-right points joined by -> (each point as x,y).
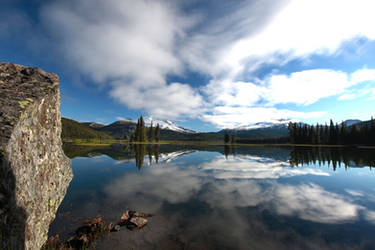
61,118 -> 114,140
79,118 -> 196,139
95,120 -> 137,139
232,119 -> 296,130
221,119 -> 296,140
342,119 -> 361,127
144,117 -> 196,134
80,122 -> 105,129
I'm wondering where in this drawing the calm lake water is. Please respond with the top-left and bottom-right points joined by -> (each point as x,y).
50,144 -> 375,249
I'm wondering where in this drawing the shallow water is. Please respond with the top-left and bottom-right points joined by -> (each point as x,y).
50,144 -> 375,249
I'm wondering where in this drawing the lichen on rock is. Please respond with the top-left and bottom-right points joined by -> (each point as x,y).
0,62 -> 72,250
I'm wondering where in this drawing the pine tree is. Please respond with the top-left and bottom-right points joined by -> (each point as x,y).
149,121 -> 154,142
130,131 -> 135,142
335,123 -> 340,145
316,123 -> 321,144
340,122 -> 348,145
324,123 -> 329,144
288,122 -> 296,143
319,124 -> 324,145
231,134 -> 236,144
139,116 -> 146,142
155,123 -> 161,142
310,125 -> 316,144
224,130 -> 230,143
135,118 -> 140,141
329,119 -> 335,144
370,116 -> 375,145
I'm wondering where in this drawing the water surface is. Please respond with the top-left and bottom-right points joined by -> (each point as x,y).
50,144 -> 375,249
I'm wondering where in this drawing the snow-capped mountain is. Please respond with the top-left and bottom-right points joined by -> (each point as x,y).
144,117 -> 197,134
232,119 -> 299,131
116,117 -> 196,134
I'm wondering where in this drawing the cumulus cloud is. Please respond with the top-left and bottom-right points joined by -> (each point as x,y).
199,155 -> 329,179
203,67 -> 375,127
39,0 -> 203,119
104,152 -> 372,225
218,0 -> 375,77
338,94 -> 356,101
18,0 -> 375,124
274,183 -> 363,224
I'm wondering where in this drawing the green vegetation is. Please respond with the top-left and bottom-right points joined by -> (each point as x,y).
288,117 -> 375,145
148,121 -> 154,142
130,116 -> 161,143
61,118 -> 114,140
155,123 -> 160,142
224,130 -> 230,143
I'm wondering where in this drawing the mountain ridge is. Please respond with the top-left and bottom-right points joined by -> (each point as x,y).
70,117 -> 369,141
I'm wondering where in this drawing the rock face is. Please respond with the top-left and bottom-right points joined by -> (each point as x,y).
0,62 -> 72,250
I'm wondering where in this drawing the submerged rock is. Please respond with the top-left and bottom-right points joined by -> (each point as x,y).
117,210 -> 153,229
0,62 -> 72,249
128,217 -> 148,229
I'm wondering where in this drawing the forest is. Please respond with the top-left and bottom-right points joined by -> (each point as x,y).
288,118 -> 375,145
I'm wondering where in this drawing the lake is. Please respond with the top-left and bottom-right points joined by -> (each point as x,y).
49,144 -> 375,249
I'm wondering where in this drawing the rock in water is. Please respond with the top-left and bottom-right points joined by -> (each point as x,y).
0,62 -> 72,250
128,217 -> 148,229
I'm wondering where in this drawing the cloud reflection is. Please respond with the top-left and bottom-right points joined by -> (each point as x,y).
200,154 -> 329,179
103,152 -> 375,226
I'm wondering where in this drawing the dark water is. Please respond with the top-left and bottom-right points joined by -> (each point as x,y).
50,144 -> 375,249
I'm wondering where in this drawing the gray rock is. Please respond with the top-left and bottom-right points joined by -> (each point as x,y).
128,217 -> 148,229
112,225 -> 121,232
0,62 -> 72,250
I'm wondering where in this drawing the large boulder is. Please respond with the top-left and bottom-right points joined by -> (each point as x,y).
0,62 -> 72,250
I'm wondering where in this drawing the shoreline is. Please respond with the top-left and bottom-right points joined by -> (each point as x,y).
62,139 -> 375,149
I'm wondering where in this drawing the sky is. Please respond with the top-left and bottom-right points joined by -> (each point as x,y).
1,0 -> 375,132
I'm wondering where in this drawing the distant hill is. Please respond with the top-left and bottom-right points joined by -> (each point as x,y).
80,122 -> 105,129
93,120 -> 137,139
82,119 -> 197,139
71,117 -> 372,142
78,118 -> 292,141
342,119 -> 361,127
61,118 -> 114,140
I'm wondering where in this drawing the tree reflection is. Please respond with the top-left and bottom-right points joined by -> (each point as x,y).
132,144 -> 146,170
289,147 -> 375,170
132,144 -> 161,169
154,145 -> 159,163
224,145 -> 230,159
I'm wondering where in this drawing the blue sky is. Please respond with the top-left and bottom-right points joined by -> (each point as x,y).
1,0 -> 375,132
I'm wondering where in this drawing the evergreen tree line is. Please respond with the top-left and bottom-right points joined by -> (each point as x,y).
289,147 -> 375,170
288,118 -> 375,145
129,116 -> 161,142
224,130 -> 236,144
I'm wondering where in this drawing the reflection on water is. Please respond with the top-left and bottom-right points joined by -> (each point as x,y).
290,147 -> 375,169
51,144 -> 375,249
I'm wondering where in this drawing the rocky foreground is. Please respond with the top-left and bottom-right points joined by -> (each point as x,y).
0,62 -> 72,250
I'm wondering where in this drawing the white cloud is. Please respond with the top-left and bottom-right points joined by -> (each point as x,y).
266,69 -> 352,105
202,106 -> 325,129
338,94 -> 356,101
274,183 -> 363,224
345,189 -> 365,197
218,0 -> 375,77
351,69 -> 375,84
200,155 -> 329,179
36,0 -> 375,124
110,81 -> 203,119
40,0 -> 203,119
204,78 -> 265,107
203,67 -> 375,127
